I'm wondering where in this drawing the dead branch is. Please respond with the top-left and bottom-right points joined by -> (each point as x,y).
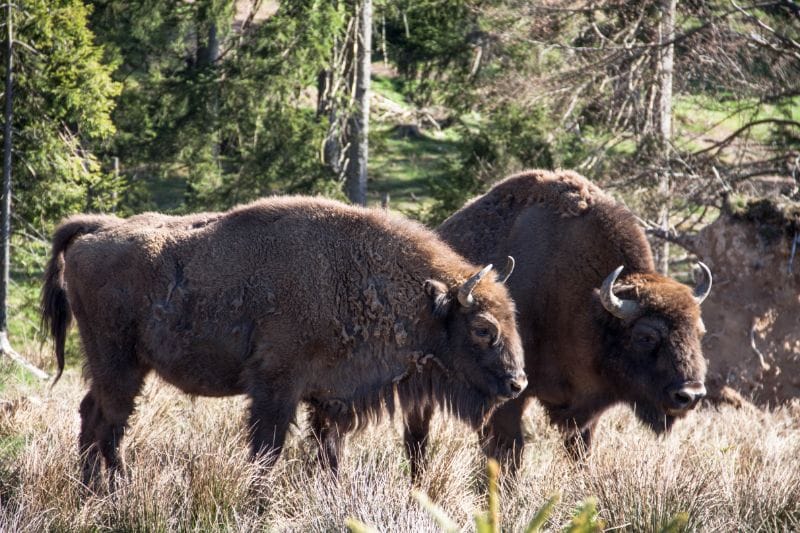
693,119 -> 800,156
749,317 -> 772,372
0,331 -> 48,380
645,226 -> 699,254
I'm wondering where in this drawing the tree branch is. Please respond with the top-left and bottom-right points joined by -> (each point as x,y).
693,119 -> 800,156
0,331 -> 49,380
644,226 -> 699,254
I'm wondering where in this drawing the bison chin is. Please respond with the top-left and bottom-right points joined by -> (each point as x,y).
438,381 -> 502,430
401,367 -> 502,431
452,394 -> 500,430
632,400 -> 678,435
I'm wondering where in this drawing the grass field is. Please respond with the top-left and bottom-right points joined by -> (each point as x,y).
1,365 -> 799,531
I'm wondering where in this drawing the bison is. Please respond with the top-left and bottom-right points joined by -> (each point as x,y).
41,196 -> 527,487
401,169 -> 712,469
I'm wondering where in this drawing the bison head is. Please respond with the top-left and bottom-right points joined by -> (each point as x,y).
422,257 -> 527,421
597,263 -> 711,434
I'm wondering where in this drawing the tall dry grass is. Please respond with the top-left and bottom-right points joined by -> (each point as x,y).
1,369 -> 799,532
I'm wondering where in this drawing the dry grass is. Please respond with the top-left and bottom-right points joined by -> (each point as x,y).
1,370 -> 799,532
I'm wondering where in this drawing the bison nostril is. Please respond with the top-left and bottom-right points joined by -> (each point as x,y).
668,381 -> 706,411
671,390 -> 693,408
507,376 -> 527,396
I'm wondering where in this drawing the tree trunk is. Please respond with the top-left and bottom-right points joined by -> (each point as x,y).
1,1 -> 13,337
205,22 -> 221,165
318,67 -> 343,174
0,3 -> 47,379
345,0 -> 371,206
656,0 -> 676,275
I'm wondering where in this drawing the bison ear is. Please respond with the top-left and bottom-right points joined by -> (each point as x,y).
424,279 -> 453,318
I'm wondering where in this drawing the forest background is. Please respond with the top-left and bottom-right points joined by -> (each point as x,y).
3,0 -> 797,378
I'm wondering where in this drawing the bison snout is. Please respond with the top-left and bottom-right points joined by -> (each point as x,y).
665,381 -> 706,412
500,373 -> 528,400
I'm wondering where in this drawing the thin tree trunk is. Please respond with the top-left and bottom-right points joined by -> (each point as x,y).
345,0 -> 371,206
207,22 -> 221,165
656,0 -> 676,275
318,67 -> 343,174
2,1 -> 13,337
0,3 -> 47,379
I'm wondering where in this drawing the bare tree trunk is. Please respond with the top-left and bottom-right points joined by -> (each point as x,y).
345,0 -> 371,206
318,67 -> 343,174
0,4 -> 47,379
656,0 -> 676,275
204,22 -> 221,165
1,1 -> 13,340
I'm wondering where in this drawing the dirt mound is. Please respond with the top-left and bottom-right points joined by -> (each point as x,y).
696,197 -> 800,406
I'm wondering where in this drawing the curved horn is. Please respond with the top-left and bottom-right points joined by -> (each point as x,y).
599,265 -> 641,320
693,261 -> 712,305
457,264 -> 493,307
497,256 -> 515,284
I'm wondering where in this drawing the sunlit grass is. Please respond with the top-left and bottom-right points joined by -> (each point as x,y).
1,370 -> 798,531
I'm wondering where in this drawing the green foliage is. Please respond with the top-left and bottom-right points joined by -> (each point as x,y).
345,518 -> 381,533
412,490 -> 460,533
523,493 -> 560,533
564,497 -> 604,533
10,0 -> 121,225
426,103 -> 566,224
659,512 -> 689,533
381,0 -> 477,107
88,0 -> 345,213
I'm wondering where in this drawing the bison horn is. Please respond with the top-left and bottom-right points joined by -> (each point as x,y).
693,261 -> 712,305
497,256 -> 515,284
458,264 -> 494,307
599,265 -> 641,320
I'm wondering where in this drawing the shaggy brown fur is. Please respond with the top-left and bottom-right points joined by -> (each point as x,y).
41,196 -> 526,487
406,169 -> 710,466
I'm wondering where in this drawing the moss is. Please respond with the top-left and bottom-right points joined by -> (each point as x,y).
728,196 -> 800,245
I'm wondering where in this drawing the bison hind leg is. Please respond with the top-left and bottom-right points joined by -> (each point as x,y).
78,365 -> 148,491
78,392 -> 103,489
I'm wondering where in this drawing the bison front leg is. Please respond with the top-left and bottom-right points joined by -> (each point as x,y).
563,421 -> 595,462
308,407 -> 346,476
247,383 -> 299,467
543,402 -> 602,462
403,402 -> 433,482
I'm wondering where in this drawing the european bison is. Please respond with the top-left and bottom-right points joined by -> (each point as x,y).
404,169 -> 712,467
41,196 -> 526,487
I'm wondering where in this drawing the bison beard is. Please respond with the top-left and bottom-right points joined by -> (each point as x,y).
41,196 -> 525,488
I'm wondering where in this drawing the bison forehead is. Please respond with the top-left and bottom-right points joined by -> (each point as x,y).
470,282 -> 517,320
620,273 -> 701,323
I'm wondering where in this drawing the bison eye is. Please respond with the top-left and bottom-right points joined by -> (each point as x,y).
631,322 -> 662,351
474,327 -> 491,338
633,331 -> 659,349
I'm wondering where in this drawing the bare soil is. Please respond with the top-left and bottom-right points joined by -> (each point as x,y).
697,198 -> 800,405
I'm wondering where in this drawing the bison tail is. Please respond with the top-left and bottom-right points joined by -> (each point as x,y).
41,215 -> 115,385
